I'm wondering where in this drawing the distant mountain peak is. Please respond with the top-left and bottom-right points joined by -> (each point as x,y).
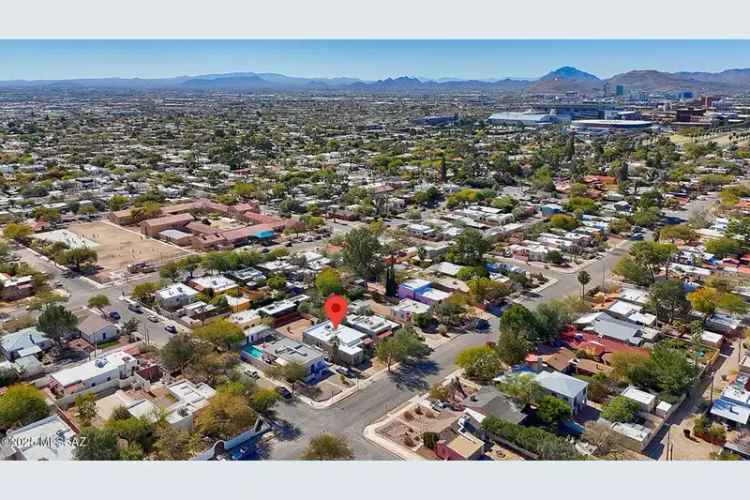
540,66 -> 600,81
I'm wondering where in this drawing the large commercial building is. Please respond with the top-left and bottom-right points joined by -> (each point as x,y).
570,119 -> 653,135
488,112 -> 559,126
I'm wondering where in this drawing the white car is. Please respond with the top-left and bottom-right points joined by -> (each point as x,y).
147,314 -> 159,322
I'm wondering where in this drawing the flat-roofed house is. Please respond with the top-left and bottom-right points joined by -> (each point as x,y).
0,415 -> 76,461
49,350 -> 138,400
156,283 -> 199,309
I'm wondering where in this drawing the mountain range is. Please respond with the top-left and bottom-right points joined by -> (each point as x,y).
2,66 -> 750,94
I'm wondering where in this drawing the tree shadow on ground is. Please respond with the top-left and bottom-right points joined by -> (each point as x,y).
271,419 -> 303,441
388,359 -> 439,392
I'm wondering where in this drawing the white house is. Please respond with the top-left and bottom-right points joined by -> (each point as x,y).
391,299 -> 430,323
78,315 -> 120,345
0,415 -> 76,461
155,283 -> 199,309
49,349 -> 138,398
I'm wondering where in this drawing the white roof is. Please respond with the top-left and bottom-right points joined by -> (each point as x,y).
535,370 -> 588,399
608,300 -> 642,317
346,314 -> 398,335
6,415 -> 76,461
305,321 -> 366,354
191,275 -> 237,290
51,350 -> 134,387
420,288 -> 451,301
393,299 -> 430,315
157,283 -> 199,299
711,399 -> 750,425
701,331 -> 723,344
622,386 -> 656,406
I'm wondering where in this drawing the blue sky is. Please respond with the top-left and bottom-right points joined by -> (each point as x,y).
3,40 -> 750,81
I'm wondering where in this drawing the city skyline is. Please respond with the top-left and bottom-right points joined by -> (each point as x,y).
3,39 -> 750,81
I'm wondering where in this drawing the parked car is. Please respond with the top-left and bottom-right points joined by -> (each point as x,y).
108,311 -> 121,321
275,386 -> 293,400
431,400 -> 447,412
128,303 -> 143,313
147,314 -> 159,323
335,366 -> 354,378
164,324 -> 177,334
284,241 -> 293,247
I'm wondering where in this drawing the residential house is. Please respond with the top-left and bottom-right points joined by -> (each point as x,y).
535,370 -> 588,414
155,283 -> 199,309
302,321 -> 366,365
0,415 -> 76,461
0,327 -> 51,362
49,349 -> 138,399
78,315 -> 120,345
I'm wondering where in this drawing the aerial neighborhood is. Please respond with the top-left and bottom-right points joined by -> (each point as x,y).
3,64 -> 750,462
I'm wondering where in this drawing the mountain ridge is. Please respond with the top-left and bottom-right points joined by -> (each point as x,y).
1,66 -> 749,93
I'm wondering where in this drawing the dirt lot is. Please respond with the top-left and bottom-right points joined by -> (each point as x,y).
67,221 -> 192,282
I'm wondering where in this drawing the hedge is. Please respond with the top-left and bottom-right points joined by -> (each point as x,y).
481,416 -> 583,460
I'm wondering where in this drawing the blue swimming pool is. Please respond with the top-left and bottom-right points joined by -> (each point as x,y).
242,345 -> 263,359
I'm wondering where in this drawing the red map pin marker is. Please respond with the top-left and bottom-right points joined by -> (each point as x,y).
324,294 -> 348,329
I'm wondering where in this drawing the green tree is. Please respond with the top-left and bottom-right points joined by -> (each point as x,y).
375,329 -> 430,372
279,362 -> 308,394
160,334 -> 202,373
496,328 -> 531,366
75,393 -> 97,427
132,281 -> 160,305
500,304 -> 541,341
629,241 -> 677,282
577,270 -> 590,299
497,373 -> 545,406
195,391 -> 257,440
536,395 -> 572,426
342,227 -> 383,280
159,261 -> 181,282
467,277 -> 511,305
534,299 -> 575,342
549,214 -> 579,231
451,228 -> 491,266
455,346 -> 504,381
613,256 -> 652,287
267,275 -> 287,291
37,304 -> 79,348
74,427 -> 121,460
601,396 -> 640,423
3,223 -> 32,242
152,425 -> 202,460
249,388 -> 281,414
705,237 -> 743,259
87,294 -> 110,317
193,319 -> 244,351
57,247 -> 98,273
660,224 -> 698,243
315,267 -> 343,298
649,279 -> 691,324
107,194 -> 129,211
300,434 -> 353,460
0,384 -> 50,429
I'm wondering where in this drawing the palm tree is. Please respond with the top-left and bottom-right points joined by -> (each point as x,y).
577,270 -> 591,299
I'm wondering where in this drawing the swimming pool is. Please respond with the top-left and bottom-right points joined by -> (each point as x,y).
242,345 -> 263,359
